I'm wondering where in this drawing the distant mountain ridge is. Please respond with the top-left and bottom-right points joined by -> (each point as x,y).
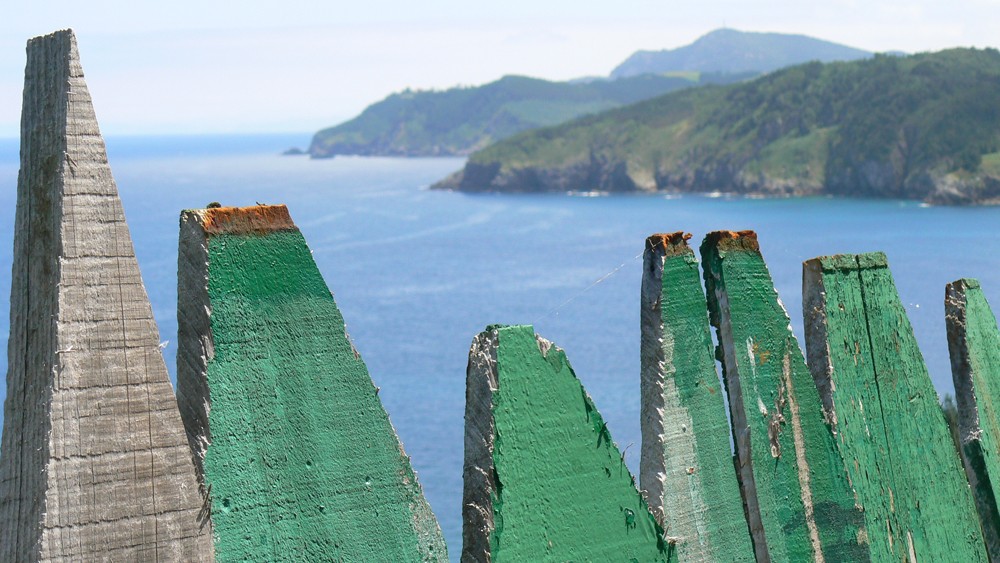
435,49 -> 1000,205
611,28 -> 873,78
309,29 -> 875,158
310,74 -> 712,157
309,72 -> 748,158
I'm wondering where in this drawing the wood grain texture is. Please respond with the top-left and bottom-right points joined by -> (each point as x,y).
0,29 -> 210,561
176,205 -> 447,562
804,254 -> 987,562
640,233 -> 754,561
701,231 -> 866,562
462,325 -> 672,562
947,278 -> 1000,562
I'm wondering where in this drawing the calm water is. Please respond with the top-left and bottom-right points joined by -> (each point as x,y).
1,134 -> 999,556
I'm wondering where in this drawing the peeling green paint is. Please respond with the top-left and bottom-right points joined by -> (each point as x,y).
640,233 -> 754,561
463,325 -> 671,562
179,207 -> 446,562
803,253 -> 898,562
701,231 -> 866,562
947,278 -> 1000,560
804,255 -> 987,562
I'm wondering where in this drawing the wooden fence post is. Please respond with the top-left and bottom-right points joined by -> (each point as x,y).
462,325 -> 671,562
176,204 -> 446,561
946,278 -> 1000,560
640,232 -> 754,561
0,30 -> 210,561
701,231 -> 866,562
803,254 -> 987,562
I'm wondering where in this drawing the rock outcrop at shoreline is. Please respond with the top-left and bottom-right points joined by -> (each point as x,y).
435,158 -> 1000,205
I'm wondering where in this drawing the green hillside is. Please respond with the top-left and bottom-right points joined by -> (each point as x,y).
436,49 -> 1000,205
611,28 -> 873,78
308,29 -> 873,159
308,73 -> 746,157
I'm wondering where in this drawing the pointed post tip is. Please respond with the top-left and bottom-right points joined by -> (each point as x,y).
702,230 -> 759,253
804,252 -> 889,273
947,278 -> 980,293
26,28 -> 77,49
645,232 -> 692,255
184,204 -> 297,235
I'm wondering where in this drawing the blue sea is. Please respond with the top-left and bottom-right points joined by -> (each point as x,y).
1,133 -> 998,556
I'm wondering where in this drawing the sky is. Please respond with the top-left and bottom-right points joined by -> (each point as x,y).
2,1 -> 998,136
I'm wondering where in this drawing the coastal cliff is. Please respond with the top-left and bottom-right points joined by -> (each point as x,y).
435,49 -> 1000,205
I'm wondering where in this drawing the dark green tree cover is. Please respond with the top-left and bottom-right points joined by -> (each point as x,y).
446,49 -> 1000,204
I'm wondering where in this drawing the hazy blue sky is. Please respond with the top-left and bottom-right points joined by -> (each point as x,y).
2,1 -> 997,136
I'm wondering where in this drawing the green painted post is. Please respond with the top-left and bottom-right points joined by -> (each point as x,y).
176,205 -> 447,562
640,233 -> 754,561
462,325 -> 672,562
947,278 -> 1000,560
803,254 -> 987,562
701,231 -> 866,562
802,254 -> 898,562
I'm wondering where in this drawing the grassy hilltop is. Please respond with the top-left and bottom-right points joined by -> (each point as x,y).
437,49 -> 1000,205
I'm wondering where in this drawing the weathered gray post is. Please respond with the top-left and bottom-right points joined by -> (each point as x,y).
0,30 -> 210,561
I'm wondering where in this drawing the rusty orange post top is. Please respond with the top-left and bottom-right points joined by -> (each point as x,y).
645,232 -> 692,254
196,204 -> 297,235
703,230 -> 759,252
